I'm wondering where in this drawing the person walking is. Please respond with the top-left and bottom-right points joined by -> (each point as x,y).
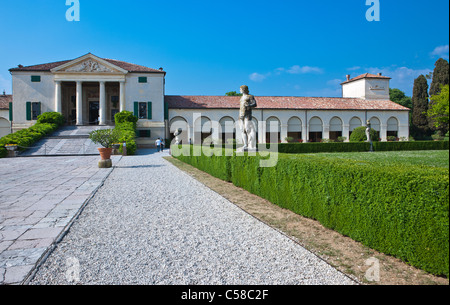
155,138 -> 161,152
161,139 -> 165,152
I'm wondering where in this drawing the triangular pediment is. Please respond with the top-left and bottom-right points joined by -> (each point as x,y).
51,53 -> 128,74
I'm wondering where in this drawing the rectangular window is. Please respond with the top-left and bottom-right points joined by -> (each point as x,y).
32,102 -> 41,120
138,130 -> 151,138
138,77 -> 148,83
31,75 -> 41,82
138,102 -> 147,119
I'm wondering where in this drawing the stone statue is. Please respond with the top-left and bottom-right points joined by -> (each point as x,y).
366,120 -> 371,143
238,85 -> 257,151
174,128 -> 182,145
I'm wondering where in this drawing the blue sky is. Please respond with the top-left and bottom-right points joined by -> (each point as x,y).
0,0 -> 448,97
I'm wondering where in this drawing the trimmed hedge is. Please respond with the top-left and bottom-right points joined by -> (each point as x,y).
174,149 -> 449,277
0,113 -> 65,158
277,141 -> 449,154
114,111 -> 138,155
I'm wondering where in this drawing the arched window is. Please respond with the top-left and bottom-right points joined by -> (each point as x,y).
288,117 -> 302,142
266,117 -> 281,143
0,117 -> 10,138
369,117 -> 381,140
309,117 -> 323,142
329,117 -> 343,141
170,116 -> 189,144
349,117 -> 362,137
387,117 -> 399,138
219,116 -> 236,144
194,116 -> 212,145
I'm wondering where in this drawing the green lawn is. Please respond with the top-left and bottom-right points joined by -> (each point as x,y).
285,150 -> 449,169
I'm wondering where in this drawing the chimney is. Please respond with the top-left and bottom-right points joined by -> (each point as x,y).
18,64 -> 23,68
346,74 -> 351,81
2,90 -> 5,96
159,67 -> 164,71
377,73 -> 382,76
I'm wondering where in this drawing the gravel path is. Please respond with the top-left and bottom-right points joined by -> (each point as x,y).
29,150 -> 356,285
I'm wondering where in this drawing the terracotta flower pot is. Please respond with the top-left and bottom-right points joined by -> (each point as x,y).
98,147 -> 113,160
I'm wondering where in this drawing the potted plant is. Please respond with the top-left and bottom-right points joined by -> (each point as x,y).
89,129 -> 121,160
4,144 -> 18,151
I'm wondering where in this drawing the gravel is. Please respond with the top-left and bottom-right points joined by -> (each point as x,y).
29,150 -> 356,285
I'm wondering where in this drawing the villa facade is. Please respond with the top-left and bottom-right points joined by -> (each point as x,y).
7,53 -> 410,145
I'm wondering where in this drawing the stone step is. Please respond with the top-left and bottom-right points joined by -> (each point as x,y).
18,125 -> 115,157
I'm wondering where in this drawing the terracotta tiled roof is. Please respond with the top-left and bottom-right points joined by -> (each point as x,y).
165,95 -> 410,111
342,73 -> 391,84
0,94 -> 12,110
9,57 -> 164,74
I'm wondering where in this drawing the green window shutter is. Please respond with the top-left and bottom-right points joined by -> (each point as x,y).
26,102 -> 32,121
31,75 -> 41,82
9,102 -> 13,121
147,130 -> 151,138
38,102 -> 42,117
134,102 -> 139,117
164,102 -> 169,120
147,102 -> 152,120
138,77 -> 147,83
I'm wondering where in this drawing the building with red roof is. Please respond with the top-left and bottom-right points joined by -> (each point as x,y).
8,53 -> 409,144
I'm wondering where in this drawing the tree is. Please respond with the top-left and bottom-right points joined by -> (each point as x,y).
411,75 -> 430,138
427,84 -> 449,135
389,88 -> 412,109
429,58 -> 449,96
428,58 -> 449,131
225,91 -> 242,96
390,88 -> 413,135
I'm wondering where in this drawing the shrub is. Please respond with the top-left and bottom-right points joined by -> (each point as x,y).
349,126 -> 379,142
0,120 -> 60,157
37,112 -> 65,127
115,111 -> 138,127
89,129 -> 121,148
114,111 -> 138,155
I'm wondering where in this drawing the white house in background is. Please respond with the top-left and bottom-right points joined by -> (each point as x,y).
8,53 -> 410,145
9,53 -> 166,145
0,92 -> 12,138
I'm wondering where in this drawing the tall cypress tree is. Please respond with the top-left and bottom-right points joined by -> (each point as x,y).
429,58 -> 449,96
412,75 -> 430,138
429,58 -> 449,133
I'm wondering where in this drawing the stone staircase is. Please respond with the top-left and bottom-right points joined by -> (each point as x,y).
19,125 -> 114,157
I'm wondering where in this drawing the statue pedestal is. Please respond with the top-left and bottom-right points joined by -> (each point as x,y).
98,159 -> 112,168
236,147 -> 258,153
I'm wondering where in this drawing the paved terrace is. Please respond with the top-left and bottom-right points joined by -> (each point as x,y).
0,155 -> 120,284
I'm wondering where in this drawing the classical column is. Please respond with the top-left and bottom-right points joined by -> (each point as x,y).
343,124 -> 350,142
76,81 -> 83,125
54,81 -> 62,114
99,81 -> 106,125
323,123 -> 330,141
119,81 -> 126,112
380,124 -> 388,142
280,123 -> 288,143
301,124 -> 307,143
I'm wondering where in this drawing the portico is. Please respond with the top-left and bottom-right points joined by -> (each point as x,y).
51,54 -> 128,126
54,79 -> 125,125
